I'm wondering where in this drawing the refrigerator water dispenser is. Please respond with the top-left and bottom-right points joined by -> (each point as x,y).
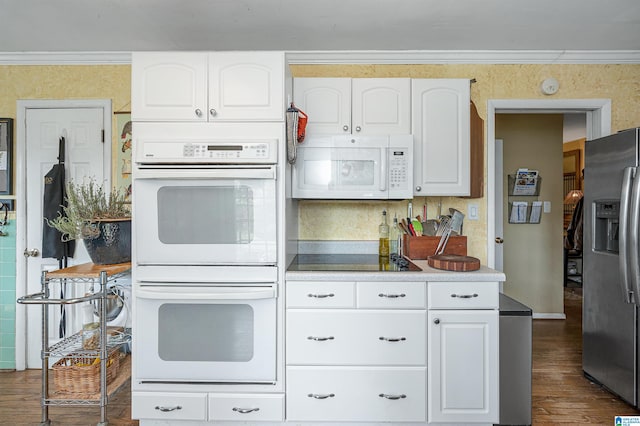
594,200 -> 619,253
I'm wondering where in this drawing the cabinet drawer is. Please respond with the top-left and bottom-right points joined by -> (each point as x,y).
287,310 -> 425,365
208,393 -> 284,421
132,391 -> 207,421
287,366 -> 426,422
428,281 -> 499,309
357,281 -> 426,309
286,281 -> 355,308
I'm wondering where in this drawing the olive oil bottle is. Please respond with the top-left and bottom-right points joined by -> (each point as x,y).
378,210 -> 390,258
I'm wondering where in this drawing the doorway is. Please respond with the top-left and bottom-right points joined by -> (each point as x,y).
15,100 -> 112,370
487,98 -> 611,317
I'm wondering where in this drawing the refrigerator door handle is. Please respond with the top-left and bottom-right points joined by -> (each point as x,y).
620,167 -> 637,304
628,167 -> 640,305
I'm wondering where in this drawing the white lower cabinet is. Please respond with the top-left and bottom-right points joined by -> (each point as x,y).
208,393 -> 284,421
427,309 -> 499,424
132,392 -> 207,421
287,366 -> 426,422
133,392 -> 284,422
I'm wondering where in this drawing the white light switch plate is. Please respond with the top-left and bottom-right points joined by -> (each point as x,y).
543,201 -> 551,213
468,203 -> 479,220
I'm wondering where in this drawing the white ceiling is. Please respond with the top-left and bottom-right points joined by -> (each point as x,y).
1,0 -> 639,54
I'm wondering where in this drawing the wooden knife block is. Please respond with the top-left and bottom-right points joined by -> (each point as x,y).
402,235 -> 467,259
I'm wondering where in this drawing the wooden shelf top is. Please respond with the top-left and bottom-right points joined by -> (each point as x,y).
46,262 -> 131,279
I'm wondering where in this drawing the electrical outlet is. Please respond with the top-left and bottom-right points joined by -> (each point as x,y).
544,201 -> 551,213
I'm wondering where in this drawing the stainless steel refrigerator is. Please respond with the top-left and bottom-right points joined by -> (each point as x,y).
583,127 -> 640,406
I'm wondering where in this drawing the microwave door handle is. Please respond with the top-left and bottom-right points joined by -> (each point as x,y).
628,167 -> 640,305
136,287 -> 276,300
380,149 -> 387,192
619,167 -> 636,304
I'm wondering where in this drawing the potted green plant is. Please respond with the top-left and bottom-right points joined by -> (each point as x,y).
47,179 -> 131,265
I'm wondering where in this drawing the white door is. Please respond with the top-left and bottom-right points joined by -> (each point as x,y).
17,101 -> 111,369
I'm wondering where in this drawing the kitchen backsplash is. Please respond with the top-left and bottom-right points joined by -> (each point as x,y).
298,196 -> 487,263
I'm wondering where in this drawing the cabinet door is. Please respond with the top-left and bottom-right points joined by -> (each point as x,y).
293,78 -> 351,135
209,51 -> 284,121
428,310 -> 499,424
352,78 -> 411,135
131,52 -> 208,122
412,79 -> 470,196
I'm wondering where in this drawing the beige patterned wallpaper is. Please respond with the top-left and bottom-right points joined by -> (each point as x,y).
1,62 -> 639,264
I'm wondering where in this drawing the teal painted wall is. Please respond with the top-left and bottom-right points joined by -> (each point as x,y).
0,217 -> 16,369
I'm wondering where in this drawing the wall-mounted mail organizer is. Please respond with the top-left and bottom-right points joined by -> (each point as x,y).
508,201 -> 542,224
507,173 -> 542,224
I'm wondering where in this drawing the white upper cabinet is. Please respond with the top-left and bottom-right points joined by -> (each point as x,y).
412,79 -> 470,196
293,78 -> 410,136
132,51 -> 284,122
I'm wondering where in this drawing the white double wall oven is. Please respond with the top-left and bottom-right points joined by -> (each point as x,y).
132,122 -> 282,388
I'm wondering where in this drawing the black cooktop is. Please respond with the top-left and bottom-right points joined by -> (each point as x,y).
288,253 -> 422,272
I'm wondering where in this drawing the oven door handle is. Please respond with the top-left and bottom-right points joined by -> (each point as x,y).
137,286 -> 276,300
134,166 -> 276,180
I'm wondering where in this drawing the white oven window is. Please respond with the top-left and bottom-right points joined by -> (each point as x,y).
157,185 -> 254,244
158,302 -> 255,362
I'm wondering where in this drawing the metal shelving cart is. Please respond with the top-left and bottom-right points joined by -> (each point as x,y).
17,262 -> 132,426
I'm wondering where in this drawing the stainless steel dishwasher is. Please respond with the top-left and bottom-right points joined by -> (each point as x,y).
496,293 -> 532,426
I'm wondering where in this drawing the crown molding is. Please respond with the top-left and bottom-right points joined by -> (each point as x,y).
286,50 -> 640,64
0,51 -> 132,65
0,50 -> 639,65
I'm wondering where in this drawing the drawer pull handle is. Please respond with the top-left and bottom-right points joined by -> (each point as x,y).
378,293 -> 406,298
379,336 -> 407,342
307,336 -> 335,341
308,293 -> 335,298
155,405 -> 182,412
308,393 -> 335,399
379,393 -> 407,400
451,293 -> 479,299
233,407 -> 260,414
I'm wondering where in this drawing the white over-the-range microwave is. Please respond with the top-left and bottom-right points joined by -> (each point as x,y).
291,134 -> 413,200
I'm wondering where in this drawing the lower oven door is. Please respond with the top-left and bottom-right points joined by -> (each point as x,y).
135,284 -> 277,384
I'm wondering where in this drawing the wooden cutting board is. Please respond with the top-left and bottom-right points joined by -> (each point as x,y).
427,254 -> 481,271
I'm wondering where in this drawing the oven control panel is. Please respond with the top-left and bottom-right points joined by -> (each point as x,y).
140,140 -> 278,164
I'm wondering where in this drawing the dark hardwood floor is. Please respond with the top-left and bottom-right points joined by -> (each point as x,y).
1,287 -> 639,425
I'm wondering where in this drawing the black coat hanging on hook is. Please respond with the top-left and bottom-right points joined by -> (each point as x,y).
42,136 -> 76,260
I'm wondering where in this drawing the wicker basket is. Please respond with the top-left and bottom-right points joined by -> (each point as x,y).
52,348 -> 120,394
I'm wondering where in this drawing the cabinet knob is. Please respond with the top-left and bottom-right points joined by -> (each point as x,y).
343,125 -> 349,132
210,108 -> 217,117
195,109 -> 202,117
433,318 -> 440,325
355,126 -> 362,132
495,237 -> 504,244
415,186 -> 422,192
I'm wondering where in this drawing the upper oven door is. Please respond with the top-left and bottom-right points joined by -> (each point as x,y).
292,135 -> 388,199
134,166 -> 277,265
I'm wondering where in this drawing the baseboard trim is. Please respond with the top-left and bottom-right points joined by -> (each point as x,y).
532,313 -> 567,320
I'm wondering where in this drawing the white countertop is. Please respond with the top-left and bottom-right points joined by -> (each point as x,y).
286,261 -> 505,282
